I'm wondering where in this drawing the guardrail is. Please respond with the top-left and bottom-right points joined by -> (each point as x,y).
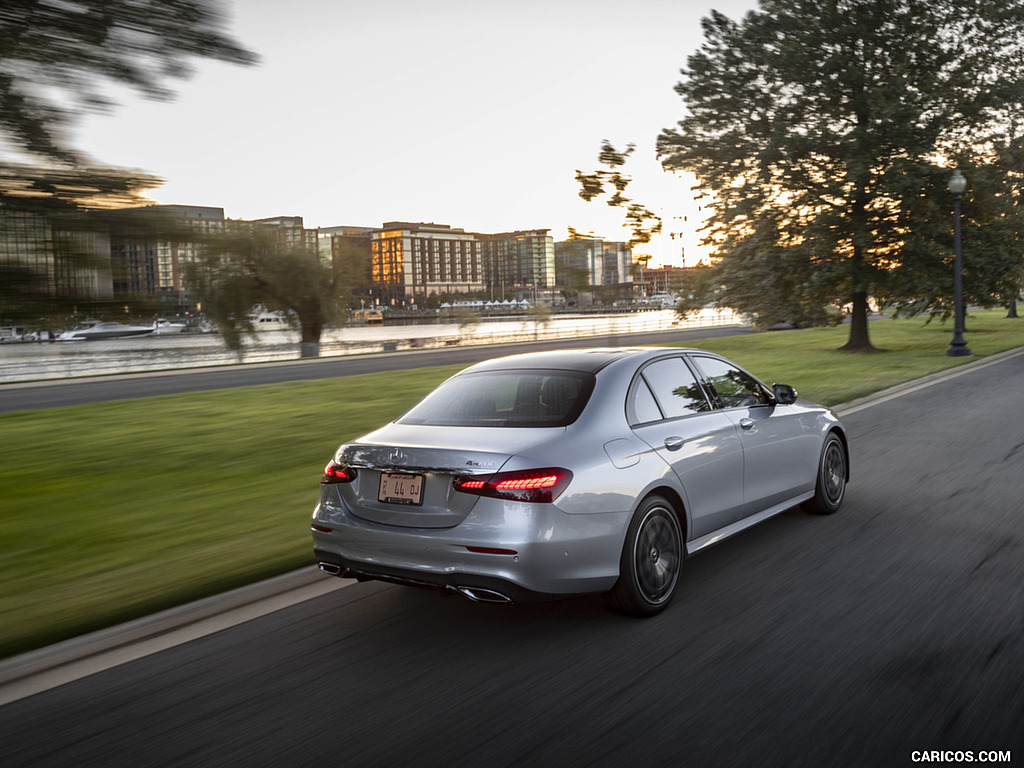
0,309 -> 743,383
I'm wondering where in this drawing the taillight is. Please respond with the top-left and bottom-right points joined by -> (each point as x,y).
322,461 -> 357,484
453,468 -> 572,503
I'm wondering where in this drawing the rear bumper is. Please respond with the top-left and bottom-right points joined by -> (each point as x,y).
311,489 -> 627,598
313,550 -> 555,603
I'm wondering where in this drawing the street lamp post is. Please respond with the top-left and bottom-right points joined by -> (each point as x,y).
946,170 -> 972,357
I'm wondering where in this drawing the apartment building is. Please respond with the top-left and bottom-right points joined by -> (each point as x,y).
479,229 -> 555,299
251,215 -> 318,253
318,225 -> 377,302
371,222 -> 485,304
104,205 -> 227,298
554,237 -> 634,288
1,206 -> 114,307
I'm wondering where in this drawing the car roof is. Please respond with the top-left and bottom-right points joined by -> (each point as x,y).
463,347 -> 708,375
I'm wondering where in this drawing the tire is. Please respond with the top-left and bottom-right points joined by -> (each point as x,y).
607,495 -> 683,616
803,432 -> 847,515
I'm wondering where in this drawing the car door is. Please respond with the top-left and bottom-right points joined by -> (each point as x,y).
628,356 -> 746,539
688,354 -> 817,516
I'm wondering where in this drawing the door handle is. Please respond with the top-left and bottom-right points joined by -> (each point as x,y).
739,418 -> 755,430
664,436 -> 685,451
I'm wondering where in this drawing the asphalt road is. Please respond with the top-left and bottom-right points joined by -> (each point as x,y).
2,350 -> 1023,767
0,326 -> 752,413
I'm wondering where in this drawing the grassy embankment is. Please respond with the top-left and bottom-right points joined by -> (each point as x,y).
1,309 -> 1021,658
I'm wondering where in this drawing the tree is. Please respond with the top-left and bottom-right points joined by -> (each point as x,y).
1,0 -> 256,163
1,1 -> 256,325
555,229 -> 597,302
657,0 -> 1024,351
332,238 -> 374,306
575,141 -> 663,250
186,225 -> 344,356
527,301 -> 552,339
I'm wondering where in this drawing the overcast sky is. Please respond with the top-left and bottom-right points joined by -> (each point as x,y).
73,0 -> 758,266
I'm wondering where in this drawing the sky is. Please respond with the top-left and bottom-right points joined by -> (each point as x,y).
73,0 -> 759,267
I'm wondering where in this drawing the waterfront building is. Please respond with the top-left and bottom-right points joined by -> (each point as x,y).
479,229 -> 555,300
371,222 -> 484,305
251,215 -> 318,253
107,205 -> 226,298
554,236 -> 635,288
318,225 -> 378,304
0,206 -> 113,314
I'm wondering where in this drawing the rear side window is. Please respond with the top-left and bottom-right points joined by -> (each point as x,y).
629,378 -> 663,424
398,370 -> 595,427
639,357 -> 711,419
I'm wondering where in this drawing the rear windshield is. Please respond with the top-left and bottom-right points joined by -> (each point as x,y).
398,370 -> 595,427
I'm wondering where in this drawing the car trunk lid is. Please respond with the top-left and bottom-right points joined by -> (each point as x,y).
332,424 -> 562,528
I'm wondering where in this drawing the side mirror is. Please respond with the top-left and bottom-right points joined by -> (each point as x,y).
772,383 -> 798,405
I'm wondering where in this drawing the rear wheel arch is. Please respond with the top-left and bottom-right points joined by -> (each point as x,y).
831,428 -> 851,481
644,486 -> 688,542
606,489 -> 686,616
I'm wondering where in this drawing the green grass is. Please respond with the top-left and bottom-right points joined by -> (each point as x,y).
1,309 -> 1021,658
673,309 -> 1024,406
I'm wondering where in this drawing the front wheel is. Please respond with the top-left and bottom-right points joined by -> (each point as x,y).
803,432 -> 847,515
607,495 -> 683,617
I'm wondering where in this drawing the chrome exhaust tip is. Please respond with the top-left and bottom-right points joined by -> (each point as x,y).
456,586 -> 513,604
318,562 -> 342,576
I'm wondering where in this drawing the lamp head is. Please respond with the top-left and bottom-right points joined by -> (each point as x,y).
948,170 -> 967,195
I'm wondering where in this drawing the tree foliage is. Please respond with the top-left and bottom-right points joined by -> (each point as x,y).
575,141 -> 663,249
0,0 -> 256,162
657,0 -> 1024,350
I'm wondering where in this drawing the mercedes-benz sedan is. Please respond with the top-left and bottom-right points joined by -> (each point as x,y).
312,347 -> 848,615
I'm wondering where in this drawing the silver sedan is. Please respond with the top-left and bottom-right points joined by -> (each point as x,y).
312,347 -> 848,615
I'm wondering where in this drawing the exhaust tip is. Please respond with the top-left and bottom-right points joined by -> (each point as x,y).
456,586 -> 513,604
318,562 -> 342,576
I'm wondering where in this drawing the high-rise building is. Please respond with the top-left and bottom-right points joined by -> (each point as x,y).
318,225 -> 378,303
554,236 -> 634,287
480,229 -> 555,300
371,222 -> 484,304
1,206 -> 114,312
251,215 -> 318,253
108,205 -> 226,298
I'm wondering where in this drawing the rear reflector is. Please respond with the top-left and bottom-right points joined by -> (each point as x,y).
453,468 -> 572,503
466,546 -> 518,555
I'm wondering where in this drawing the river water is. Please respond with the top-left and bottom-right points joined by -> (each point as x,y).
0,308 -> 742,383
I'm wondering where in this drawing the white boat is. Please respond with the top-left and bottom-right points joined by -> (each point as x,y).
246,309 -> 292,332
152,318 -> 187,335
57,321 -> 156,341
0,326 -> 42,343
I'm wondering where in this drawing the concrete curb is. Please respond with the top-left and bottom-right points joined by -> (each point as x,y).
2,345 -> 1022,705
834,345 -> 1024,417
0,566 -> 351,706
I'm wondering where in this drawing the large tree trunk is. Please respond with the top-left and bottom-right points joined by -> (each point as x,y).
839,291 -> 877,351
1008,299 -> 1019,319
298,315 -> 322,358
838,230 -> 879,352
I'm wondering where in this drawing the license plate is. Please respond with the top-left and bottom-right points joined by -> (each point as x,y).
378,472 -> 424,505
